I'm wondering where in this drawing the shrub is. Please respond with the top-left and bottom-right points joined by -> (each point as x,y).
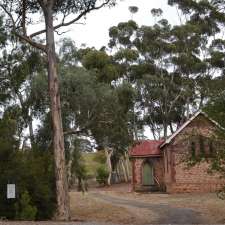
0,150 -> 56,220
16,191 -> 37,220
93,151 -> 106,164
96,166 -> 109,186
0,107 -> 56,220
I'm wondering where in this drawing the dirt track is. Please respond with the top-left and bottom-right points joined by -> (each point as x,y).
0,223 -> 119,225
91,192 -> 204,224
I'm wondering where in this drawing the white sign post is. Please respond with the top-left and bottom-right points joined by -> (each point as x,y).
7,184 -> 16,199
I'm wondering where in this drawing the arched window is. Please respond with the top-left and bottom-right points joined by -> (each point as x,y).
191,141 -> 196,158
209,140 -> 214,156
142,162 -> 154,185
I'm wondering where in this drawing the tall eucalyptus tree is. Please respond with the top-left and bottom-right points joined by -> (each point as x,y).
0,0 -> 117,220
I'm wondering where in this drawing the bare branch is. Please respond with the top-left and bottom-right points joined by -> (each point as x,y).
54,29 -> 68,36
64,128 -> 86,136
16,33 -> 46,52
29,0 -> 111,38
22,0 -> 27,36
0,4 -> 46,52
1,4 -> 16,27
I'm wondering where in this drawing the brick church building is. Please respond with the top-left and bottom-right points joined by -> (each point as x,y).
129,111 -> 225,193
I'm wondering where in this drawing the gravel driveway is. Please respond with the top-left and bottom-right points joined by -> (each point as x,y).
91,192 -> 205,224
0,223 -> 120,225
0,223 -> 121,225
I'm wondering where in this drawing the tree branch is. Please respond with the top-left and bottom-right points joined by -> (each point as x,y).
22,0 -> 27,36
0,4 -> 47,52
29,0 -> 111,38
63,128 -> 86,136
16,33 -> 46,52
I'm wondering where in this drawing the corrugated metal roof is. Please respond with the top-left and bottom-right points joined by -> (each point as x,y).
129,140 -> 164,157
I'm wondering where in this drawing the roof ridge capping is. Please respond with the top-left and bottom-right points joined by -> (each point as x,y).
160,110 -> 225,148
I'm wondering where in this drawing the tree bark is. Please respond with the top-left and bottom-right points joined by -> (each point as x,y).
28,115 -> 35,148
163,120 -> 168,139
120,158 -> 128,182
16,91 -> 35,149
124,152 -> 130,179
44,7 -> 70,221
105,149 -> 113,186
169,123 -> 174,134
186,97 -> 190,119
67,146 -> 74,189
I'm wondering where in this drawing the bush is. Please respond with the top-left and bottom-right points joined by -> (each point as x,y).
96,166 -> 109,186
0,107 -> 56,220
16,191 -> 37,220
0,150 -> 56,220
93,151 -> 106,164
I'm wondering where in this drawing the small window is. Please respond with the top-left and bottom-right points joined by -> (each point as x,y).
166,150 -> 169,171
199,135 -> 205,156
209,140 -> 214,156
191,141 -> 196,158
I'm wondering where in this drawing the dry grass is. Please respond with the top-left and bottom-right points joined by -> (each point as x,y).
70,182 -> 225,224
70,191 -> 158,225
101,190 -> 225,223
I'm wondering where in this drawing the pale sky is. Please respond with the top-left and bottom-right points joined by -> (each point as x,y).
54,0 -> 178,139
58,0 -> 178,138
27,0 -> 179,140
56,0 -> 179,49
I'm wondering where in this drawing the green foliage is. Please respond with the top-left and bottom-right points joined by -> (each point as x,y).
16,191 -> 37,220
205,92 -> 225,128
109,20 -> 138,48
0,16 -> 7,46
0,149 -> 56,220
96,166 -> 109,186
81,49 -> 120,83
151,8 -> 163,17
82,152 -> 106,178
129,6 -> 138,14
0,112 -> 56,220
93,151 -> 106,164
2,1 -> 117,19
71,139 -> 88,181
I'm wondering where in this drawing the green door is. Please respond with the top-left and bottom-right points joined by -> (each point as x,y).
143,163 -> 154,185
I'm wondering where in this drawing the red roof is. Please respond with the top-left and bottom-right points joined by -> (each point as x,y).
129,140 -> 164,157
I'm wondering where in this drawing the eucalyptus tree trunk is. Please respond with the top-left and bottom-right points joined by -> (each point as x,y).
124,152 -> 130,179
163,120 -> 168,139
44,6 -> 70,221
120,158 -> 128,182
186,96 -> 190,119
67,146 -> 74,188
28,116 -> 35,148
105,149 -> 113,186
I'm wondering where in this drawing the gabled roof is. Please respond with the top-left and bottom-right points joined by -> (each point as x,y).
129,140 -> 164,157
160,110 -> 225,148
129,111 -> 224,157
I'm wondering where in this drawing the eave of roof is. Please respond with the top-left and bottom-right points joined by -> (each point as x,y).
130,154 -> 161,158
160,110 -> 225,148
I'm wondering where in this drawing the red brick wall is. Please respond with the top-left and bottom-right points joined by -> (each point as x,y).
163,115 -> 225,193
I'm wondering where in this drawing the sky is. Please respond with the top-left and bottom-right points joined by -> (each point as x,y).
28,0 -> 180,140
55,0 -> 179,49
55,0 -> 179,139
